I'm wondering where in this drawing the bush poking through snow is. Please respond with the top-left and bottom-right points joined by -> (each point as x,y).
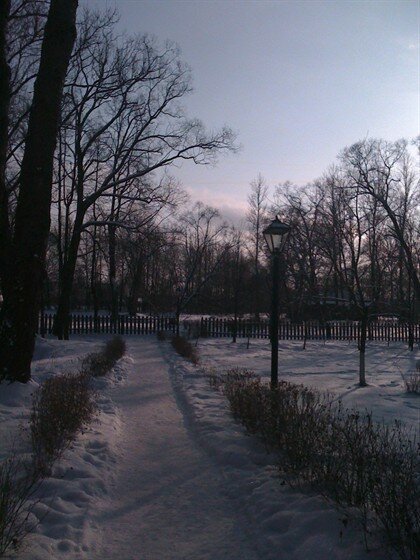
30,372 -> 97,474
0,455 -> 40,555
31,336 -> 126,472
217,372 -> 419,560
403,372 -> 420,394
171,335 -> 199,364
82,336 -> 126,377
156,331 -> 167,341
82,352 -> 113,378
205,367 -> 224,389
2,337 -> 126,554
104,336 -> 126,362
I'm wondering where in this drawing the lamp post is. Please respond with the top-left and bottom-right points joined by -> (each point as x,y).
263,217 -> 290,389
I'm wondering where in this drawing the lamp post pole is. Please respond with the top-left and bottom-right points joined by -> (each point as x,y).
263,216 -> 290,391
270,251 -> 280,388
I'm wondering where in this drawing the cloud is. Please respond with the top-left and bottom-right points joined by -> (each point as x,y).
185,186 -> 248,226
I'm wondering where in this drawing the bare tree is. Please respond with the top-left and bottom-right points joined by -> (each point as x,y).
51,15 -> 236,338
274,182 -> 325,320
228,227 -> 246,342
246,174 -> 268,319
0,0 -> 79,382
173,203 -> 230,329
1,1 -> 48,301
341,139 -> 420,303
317,170 -> 381,386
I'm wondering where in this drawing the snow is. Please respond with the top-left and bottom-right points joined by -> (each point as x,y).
89,340 -> 262,560
0,336 -> 128,559
195,338 -> 419,428
0,335 -> 418,559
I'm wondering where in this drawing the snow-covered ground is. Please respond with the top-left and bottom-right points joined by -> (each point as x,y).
0,335 -> 418,559
0,336 -> 130,559
195,338 -> 419,428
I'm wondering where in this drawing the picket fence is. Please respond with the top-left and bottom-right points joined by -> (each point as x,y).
38,313 -> 420,343
38,313 -> 178,336
200,318 -> 420,342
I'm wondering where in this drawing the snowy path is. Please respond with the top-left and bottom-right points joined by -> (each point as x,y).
4,336 -> 406,560
92,338 -> 260,560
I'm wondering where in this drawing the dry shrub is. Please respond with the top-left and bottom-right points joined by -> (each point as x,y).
104,336 -> 126,362
82,336 -> 126,377
30,372 -> 96,474
271,383 -> 335,475
82,352 -> 113,377
222,369 -> 264,434
0,455 -> 40,555
171,335 -> 199,364
370,425 -> 419,559
403,372 -> 420,394
224,367 -> 258,386
204,367 -> 223,389
219,371 -> 419,560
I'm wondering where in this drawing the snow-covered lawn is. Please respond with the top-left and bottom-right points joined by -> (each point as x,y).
195,338 -> 419,427
0,335 -> 418,559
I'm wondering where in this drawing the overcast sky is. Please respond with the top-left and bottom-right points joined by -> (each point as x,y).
89,0 -> 419,222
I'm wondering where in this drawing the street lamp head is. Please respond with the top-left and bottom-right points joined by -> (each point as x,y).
263,216 -> 290,254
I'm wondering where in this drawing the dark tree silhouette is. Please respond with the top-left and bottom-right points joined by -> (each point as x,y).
0,1 -> 11,301
0,0 -> 79,382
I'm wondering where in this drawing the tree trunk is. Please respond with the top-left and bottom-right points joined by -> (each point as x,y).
0,0 -> 78,382
232,295 -> 238,344
0,1 -> 11,300
175,309 -> 180,336
90,229 -> 99,332
232,294 -> 238,344
254,267 -> 260,321
108,224 -> 118,323
53,223 -> 83,340
358,311 -> 367,387
232,251 -> 241,343
127,258 -> 143,315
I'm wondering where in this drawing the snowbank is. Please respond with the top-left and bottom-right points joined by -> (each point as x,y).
0,336 -> 130,560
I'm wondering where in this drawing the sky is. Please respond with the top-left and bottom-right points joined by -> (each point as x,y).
88,0 -> 419,222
